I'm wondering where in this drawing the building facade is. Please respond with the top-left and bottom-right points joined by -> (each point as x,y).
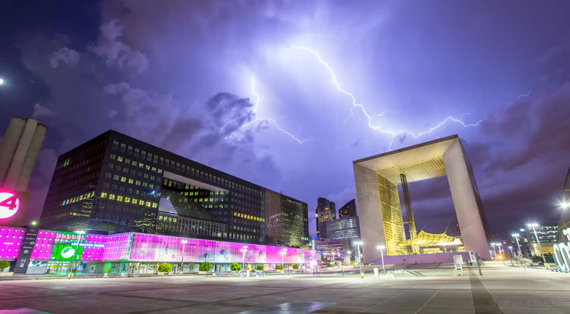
0,117 -> 46,227
338,199 -> 357,218
326,217 -> 360,240
316,197 -> 336,239
0,226 -> 316,275
40,130 -> 309,247
515,224 -> 557,258
354,135 -> 490,263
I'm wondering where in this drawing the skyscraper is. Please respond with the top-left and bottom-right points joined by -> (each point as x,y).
39,130 -> 309,247
316,197 -> 336,239
338,199 -> 357,218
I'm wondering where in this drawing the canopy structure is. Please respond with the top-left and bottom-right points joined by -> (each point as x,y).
397,231 -> 462,247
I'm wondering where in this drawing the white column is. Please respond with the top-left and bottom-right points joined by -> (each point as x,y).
443,139 -> 490,259
353,163 -> 384,263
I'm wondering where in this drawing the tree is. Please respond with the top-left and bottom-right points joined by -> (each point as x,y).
292,264 -> 299,270
544,253 -> 555,263
275,265 -> 283,270
256,264 -> 264,271
230,263 -> 241,271
0,261 -> 9,271
199,262 -> 212,272
158,263 -> 172,273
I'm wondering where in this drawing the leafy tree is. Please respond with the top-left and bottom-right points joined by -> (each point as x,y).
544,253 -> 555,263
158,263 -> 172,272
0,261 -> 9,271
292,264 -> 299,270
231,263 -> 241,271
275,264 -> 283,270
199,262 -> 212,272
256,264 -> 264,271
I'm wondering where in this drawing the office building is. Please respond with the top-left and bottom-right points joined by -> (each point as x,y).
315,197 -> 336,239
326,217 -> 360,240
557,167 -> 570,242
514,224 -> 557,258
338,199 -> 357,218
40,130 -> 309,247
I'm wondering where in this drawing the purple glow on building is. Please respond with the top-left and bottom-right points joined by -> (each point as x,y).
0,228 -> 316,264
0,227 -> 25,260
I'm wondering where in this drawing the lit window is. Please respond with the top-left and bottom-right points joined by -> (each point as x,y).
109,194 -> 116,200
158,169 -> 162,174
101,192 -> 107,198
135,181 -> 141,186
118,156 -> 123,162
125,197 -> 130,203
117,196 -> 123,202
132,198 -> 138,204
146,165 -> 150,170
128,179 -> 134,184
145,201 -> 151,207
139,163 -> 144,168
121,177 -> 126,182
139,200 -> 144,205
152,202 -> 158,208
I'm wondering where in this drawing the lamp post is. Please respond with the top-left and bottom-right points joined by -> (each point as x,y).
180,240 -> 187,274
528,223 -> 548,267
377,245 -> 386,274
73,231 -> 85,274
354,241 -> 363,278
279,248 -> 287,275
511,233 -> 522,258
241,246 -> 248,271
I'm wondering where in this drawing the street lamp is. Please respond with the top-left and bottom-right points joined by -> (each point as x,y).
0,77 -> 4,85
511,233 -> 522,257
241,246 -> 248,271
354,241 -> 363,278
279,248 -> 287,275
180,240 -> 187,274
528,223 -> 547,267
377,245 -> 386,274
560,201 -> 569,210
73,231 -> 85,273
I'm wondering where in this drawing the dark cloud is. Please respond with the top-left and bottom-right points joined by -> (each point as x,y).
2,0 -> 570,241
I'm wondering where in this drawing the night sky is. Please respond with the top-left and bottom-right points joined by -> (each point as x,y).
1,1 -> 569,241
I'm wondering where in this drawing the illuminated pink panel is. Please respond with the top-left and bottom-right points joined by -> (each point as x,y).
102,233 -> 131,261
81,234 -> 108,261
128,232 -> 314,264
31,230 -> 57,260
0,227 -> 25,260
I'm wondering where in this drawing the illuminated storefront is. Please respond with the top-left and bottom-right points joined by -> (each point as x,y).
0,227 -> 316,274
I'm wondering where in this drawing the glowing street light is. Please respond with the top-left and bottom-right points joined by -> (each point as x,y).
527,223 -> 548,267
241,246 -> 248,271
354,241 -> 363,278
0,78 -> 4,85
561,202 -> 569,210
279,248 -> 287,275
73,231 -> 85,273
377,245 -> 386,274
180,240 -> 188,274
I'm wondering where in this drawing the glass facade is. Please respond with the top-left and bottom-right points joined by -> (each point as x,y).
40,130 -> 309,247
338,199 -> 357,218
326,217 -> 360,240
0,227 -> 315,265
316,197 -> 336,239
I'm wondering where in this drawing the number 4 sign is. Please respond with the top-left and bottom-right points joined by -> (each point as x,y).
0,192 -> 20,219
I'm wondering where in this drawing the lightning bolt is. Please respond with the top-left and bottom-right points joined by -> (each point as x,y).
291,45 -> 486,150
244,77 -> 309,144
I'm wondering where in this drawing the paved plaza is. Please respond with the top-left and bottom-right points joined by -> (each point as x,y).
0,267 -> 568,314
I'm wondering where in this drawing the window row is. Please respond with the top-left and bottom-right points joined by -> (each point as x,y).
100,192 -> 158,208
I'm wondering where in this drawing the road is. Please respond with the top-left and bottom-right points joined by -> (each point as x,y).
0,267 -> 568,314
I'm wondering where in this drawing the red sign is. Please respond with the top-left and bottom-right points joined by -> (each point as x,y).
0,192 -> 20,219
